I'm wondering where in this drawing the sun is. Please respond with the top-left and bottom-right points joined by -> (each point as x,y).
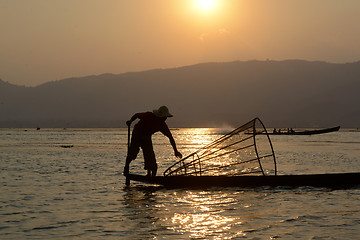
194,0 -> 218,13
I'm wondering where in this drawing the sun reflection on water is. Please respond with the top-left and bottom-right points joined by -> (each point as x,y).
176,128 -> 222,157
171,212 -> 236,239
168,190 -> 248,239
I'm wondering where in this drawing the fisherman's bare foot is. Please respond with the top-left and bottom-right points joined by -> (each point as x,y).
152,165 -> 157,177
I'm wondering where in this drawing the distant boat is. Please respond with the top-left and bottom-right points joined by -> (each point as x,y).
250,126 -> 340,136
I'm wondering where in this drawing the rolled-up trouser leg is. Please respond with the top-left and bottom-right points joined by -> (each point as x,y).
124,134 -> 141,175
142,136 -> 157,175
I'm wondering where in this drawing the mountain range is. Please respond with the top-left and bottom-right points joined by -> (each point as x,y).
1,60 -> 359,128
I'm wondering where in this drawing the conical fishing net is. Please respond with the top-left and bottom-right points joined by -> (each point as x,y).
164,118 -> 277,177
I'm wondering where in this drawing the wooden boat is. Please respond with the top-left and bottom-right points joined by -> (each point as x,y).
255,126 -> 340,136
124,118 -> 355,189
125,172 -> 360,189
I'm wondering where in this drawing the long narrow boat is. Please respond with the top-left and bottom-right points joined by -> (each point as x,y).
124,118 -> 355,189
126,172 -> 360,189
263,126 -> 340,135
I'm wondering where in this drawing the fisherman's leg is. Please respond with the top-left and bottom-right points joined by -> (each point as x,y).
124,138 -> 140,175
142,137 -> 157,177
143,151 -> 156,176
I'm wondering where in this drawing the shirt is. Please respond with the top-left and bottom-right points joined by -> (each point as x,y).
133,112 -> 172,137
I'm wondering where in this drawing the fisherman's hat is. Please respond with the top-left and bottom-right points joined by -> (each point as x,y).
153,106 -> 173,118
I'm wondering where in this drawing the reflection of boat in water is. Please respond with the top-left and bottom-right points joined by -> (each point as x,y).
125,119 -> 357,189
249,126 -> 340,136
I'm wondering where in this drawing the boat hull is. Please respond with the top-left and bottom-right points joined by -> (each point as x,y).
125,172 -> 360,189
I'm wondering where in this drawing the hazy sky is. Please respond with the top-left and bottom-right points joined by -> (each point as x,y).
1,0 -> 359,86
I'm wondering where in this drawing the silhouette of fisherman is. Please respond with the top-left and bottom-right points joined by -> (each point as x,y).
123,106 -> 182,177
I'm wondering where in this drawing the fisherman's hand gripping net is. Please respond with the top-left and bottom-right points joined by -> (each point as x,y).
164,118 -> 277,177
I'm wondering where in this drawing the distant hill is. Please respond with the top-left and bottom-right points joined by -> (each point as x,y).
1,60 -> 359,128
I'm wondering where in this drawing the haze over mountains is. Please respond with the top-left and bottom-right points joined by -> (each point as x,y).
1,60 -> 359,128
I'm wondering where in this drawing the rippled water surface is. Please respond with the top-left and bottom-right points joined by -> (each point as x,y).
1,128 -> 360,239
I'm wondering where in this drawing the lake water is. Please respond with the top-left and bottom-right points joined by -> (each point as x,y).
1,127 -> 360,239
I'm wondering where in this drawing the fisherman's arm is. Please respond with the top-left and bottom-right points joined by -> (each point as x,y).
170,136 -> 182,157
126,113 -> 140,126
163,128 -> 182,159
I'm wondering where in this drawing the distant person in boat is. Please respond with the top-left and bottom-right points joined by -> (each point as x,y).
123,106 -> 182,177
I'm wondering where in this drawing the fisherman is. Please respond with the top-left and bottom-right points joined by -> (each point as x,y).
123,106 -> 182,177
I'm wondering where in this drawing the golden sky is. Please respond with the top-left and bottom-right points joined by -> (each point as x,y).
1,0 -> 359,86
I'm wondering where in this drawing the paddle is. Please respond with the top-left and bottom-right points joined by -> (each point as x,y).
125,123 -> 131,186
127,123 -> 130,153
